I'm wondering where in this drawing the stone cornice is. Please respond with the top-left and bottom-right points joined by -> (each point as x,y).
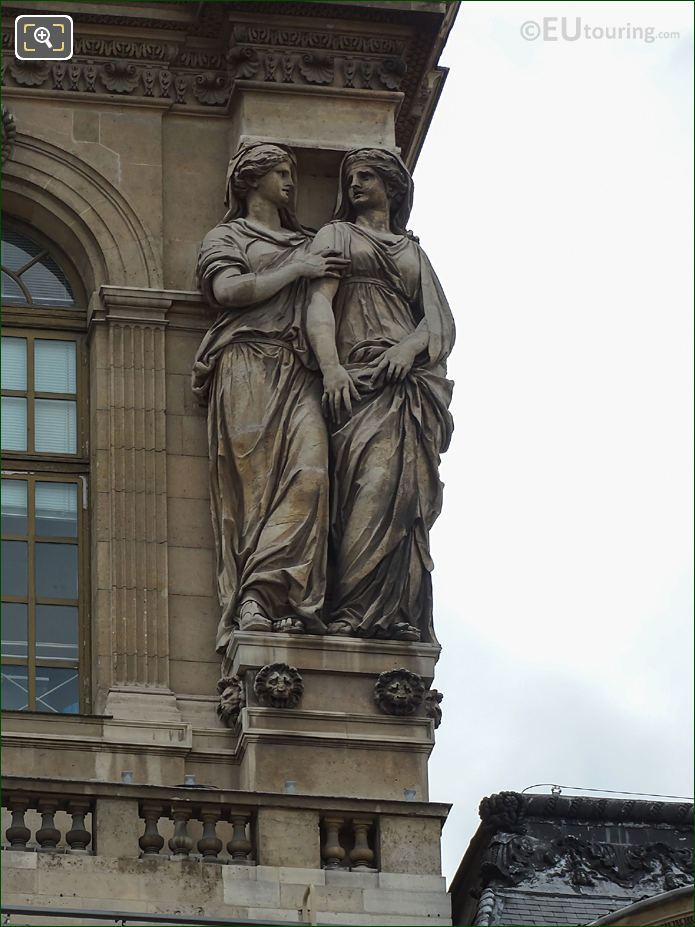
479,791 -> 694,830
1,0 -> 458,165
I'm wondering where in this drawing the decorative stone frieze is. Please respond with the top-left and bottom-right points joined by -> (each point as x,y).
374,668 -> 425,716
254,662 -> 304,709
0,1 -> 457,164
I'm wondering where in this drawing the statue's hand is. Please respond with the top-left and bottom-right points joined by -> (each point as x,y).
369,341 -> 420,385
297,249 -> 350,280
321,364 -> 360,425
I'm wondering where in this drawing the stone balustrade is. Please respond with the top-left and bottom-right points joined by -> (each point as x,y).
138,800 -> 255,864
3,792 -> 94,854
2,776 -> 449,877
321,814 -> 377,871
2,776 -> 451,924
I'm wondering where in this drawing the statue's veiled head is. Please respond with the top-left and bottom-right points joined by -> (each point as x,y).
334,147 -> 414,235
223,141 -> 303,231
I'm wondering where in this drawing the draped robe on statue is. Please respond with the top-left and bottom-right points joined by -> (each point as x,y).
193,219 -> 328,653
311,221 -> 455,643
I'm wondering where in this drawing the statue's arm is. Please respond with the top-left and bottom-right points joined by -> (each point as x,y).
211,264 -> 302,310
306,275 -> 359,423
210,251 -> 349,310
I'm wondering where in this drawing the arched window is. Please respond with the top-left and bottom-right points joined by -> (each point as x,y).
1,222 -> 88,714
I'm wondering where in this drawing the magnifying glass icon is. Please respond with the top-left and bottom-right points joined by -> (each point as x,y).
33,26 -> 53,49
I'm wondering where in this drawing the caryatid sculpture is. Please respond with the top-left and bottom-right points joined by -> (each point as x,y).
192,142 -> 347,655
194,144 -> 454,661
306,148 -> 455,644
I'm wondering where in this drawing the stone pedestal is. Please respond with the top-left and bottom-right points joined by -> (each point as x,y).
225,633 -> 440,801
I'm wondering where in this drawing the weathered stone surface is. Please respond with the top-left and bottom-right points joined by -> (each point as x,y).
256,808 -> 321,869
92,798 -> 141,859
378,814 -> 443,875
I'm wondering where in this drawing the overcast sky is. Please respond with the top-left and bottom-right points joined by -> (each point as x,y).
410,1 -> 694,881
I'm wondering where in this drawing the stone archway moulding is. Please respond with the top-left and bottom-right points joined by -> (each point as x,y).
3,133 -> 162,299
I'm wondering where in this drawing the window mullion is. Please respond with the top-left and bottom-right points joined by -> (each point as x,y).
27,332 -> 35,455
27,475 -> 36,710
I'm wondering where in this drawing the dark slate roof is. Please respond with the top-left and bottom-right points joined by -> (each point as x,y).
480,888 -> 628,926
450,792 -> 694,927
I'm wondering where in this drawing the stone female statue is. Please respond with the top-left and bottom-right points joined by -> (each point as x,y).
305,148 -> 455,643
192,142 -> 347,653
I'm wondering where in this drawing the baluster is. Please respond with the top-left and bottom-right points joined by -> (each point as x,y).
138,801 -> 165,856
168,805 -> 193,859
321,815 -> 345,869
5,796 -> 31,850
65,799 -> 92,854
197,806 -> 223,863
227,812 -> 252,863
349,816 -> 375,871
36,798 -> 61,852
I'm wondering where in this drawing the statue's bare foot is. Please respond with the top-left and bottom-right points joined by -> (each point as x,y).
273,617 -> 305,635
238,600 -> 273,632
390,622 -> 421,642
326,619 -> 354,636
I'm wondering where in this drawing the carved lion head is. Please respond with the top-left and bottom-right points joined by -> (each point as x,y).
374,668 -> 425,716
216,675 -> 245,727
254,662 -> 304,709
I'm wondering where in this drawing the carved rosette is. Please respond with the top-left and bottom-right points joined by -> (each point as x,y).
424,688 -> 443,728
254,662 -> 304,709
217,675 -> 245,727
2,105 -> 17,164
374,668 -> 425,716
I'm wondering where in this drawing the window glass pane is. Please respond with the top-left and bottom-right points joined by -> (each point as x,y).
36,605 -> 78,661
35,666 -> 79,714
35,399 -> 77,454
20,254 -> 75,307
2,540 -> 27,597
1,665 -> 29,711
1,603 -> 28,659
1,271 -> 26,304
36,483 -> 78,538
35,542 -> 78,599
1,479 -> 28,536
1,397 -> 27,451
35,340 -> 77,394
1,337 -> 27,390
2,228 -> 45,272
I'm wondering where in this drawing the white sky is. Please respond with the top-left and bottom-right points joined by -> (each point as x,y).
409,1 -> 694,881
